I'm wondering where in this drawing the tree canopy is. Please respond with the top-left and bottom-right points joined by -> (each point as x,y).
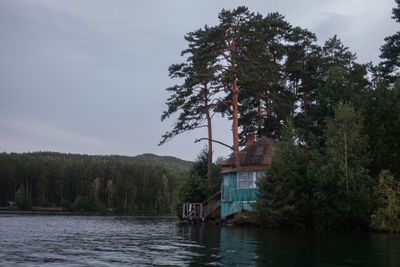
161,2 -> 400,231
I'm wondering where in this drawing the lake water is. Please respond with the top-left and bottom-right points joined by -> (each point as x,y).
0,213 -> 399,266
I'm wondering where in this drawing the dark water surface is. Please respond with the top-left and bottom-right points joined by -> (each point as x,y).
0,213 -> 399,266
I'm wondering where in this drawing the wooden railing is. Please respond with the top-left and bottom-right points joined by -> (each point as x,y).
182,190 -> 221,221
202,190 -> 221,205
182,203 -> 202,219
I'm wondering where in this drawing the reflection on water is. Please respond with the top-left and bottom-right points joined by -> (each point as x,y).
219,227 -> 258,266
0,213 -> 399,266
181,223 -> 400,266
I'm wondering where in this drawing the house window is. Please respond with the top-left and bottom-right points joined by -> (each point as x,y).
237,171 -> 256,189
237,171 -> 265,189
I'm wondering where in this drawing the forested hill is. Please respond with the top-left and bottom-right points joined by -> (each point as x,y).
0,152 -> 193,212
131,153 -> 193,174
0,152 -> 193,174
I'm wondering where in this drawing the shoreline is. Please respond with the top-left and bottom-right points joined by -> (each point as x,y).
0,209 -> 177,217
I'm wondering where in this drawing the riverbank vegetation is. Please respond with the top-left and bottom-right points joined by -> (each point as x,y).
0,152 -> 191,213
163,2 -> 400,232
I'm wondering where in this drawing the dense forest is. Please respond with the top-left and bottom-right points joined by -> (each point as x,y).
0,152 -> 191,213
163,2 -> 400,231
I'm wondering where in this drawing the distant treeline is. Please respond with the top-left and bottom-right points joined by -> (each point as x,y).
0,152 -> 190,212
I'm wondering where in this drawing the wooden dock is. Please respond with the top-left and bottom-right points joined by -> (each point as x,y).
182,190 -> 221,223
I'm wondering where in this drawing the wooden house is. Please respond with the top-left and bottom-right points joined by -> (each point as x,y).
219,136 -> 278,218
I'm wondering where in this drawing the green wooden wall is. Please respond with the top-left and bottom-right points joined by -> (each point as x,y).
221,172 -> 259,218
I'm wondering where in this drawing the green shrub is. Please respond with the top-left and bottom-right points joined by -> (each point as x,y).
370,170 -> 400,232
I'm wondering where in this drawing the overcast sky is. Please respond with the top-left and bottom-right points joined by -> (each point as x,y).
0,0 -> 397,161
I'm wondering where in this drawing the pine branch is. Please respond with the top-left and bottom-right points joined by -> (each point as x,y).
194,138 -> 233,150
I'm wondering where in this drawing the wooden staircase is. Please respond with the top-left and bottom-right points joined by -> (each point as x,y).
202,200 -> 221,219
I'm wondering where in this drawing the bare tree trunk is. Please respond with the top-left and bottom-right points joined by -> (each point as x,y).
265,97 -> 272,136
206,112 -> 213,183
232,79 -> 240,168
302,58 -> 307,119
344,126 -> 349,192
229,36 -> 239,168
205,87 -> 213,184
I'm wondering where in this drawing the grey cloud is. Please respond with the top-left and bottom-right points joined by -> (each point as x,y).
311,13 -> 353,43
0,0 -> 397,161
0,119 -> 117,154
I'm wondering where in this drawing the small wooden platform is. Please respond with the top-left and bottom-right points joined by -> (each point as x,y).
182,190 -> 221,223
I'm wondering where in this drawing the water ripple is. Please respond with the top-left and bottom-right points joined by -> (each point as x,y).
1,213 -> 400,266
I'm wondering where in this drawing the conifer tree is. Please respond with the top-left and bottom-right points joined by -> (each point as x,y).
254,119 -> 315,228
286,26 -> 321,137
213,6 -> 255,167
379,0 -> 400,84
238,13 -> 292,141
310,36 -> 369,143
160,26 -> 221,182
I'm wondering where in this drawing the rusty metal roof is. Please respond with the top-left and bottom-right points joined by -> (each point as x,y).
220,137 -> 279,173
